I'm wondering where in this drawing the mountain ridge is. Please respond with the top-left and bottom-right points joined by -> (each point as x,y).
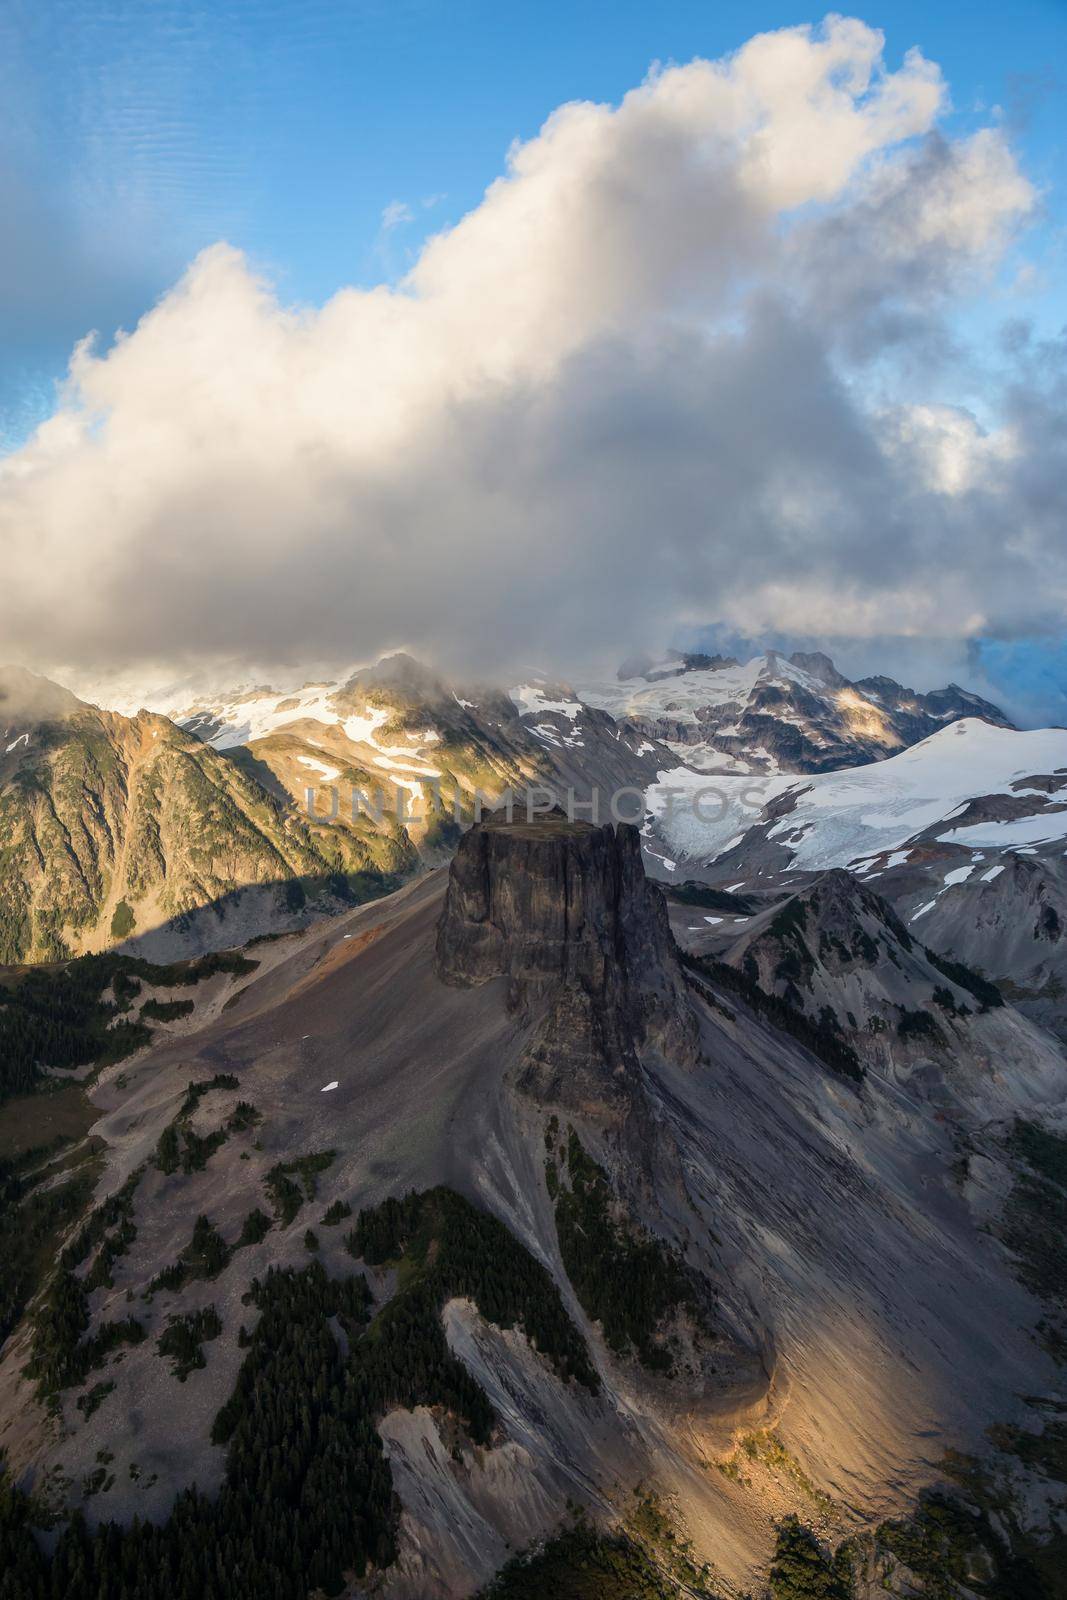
0,668 -> 414,965
0,657 -> 673,964
1,811 -> 1065,1596
579,647 -> 1013,775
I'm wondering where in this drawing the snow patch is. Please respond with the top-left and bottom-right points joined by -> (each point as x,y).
938,813 -> 1067,850
297,756 -> 341,782
509,683 -> 583,720
342,707 -> 392,746
373,754 -> 442,778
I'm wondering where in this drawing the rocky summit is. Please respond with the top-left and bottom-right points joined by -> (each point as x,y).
437,809 -> 698,1119
436,811 -> 675,996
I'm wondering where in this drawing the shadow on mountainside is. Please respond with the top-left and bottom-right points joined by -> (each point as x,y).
108,868 -> 416,965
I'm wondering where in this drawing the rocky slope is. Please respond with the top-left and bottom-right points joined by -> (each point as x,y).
709,867 -> 1065,1112
897,850 -> 1067,1036
648,718 -> 1067,1038
1,812 -> 1065,1597
579,648 -> 1012,774
0,665 -> 414,964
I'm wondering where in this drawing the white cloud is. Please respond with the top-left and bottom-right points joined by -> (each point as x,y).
886,404 -> 1019,496
0,15 -> 1055,690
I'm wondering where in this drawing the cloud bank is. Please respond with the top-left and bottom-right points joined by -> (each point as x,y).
1,15 -> 1061,696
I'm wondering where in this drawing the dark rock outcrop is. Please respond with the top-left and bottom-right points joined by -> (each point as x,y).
436,810 -> 699,1112
435,813 -> 674,995
787,650 -> 849,688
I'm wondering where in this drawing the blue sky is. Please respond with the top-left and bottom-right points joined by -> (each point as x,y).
3,0 -> 1064,447
1,3 -> 1065,721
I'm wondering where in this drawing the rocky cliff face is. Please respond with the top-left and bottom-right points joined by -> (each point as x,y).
3,803 -> 1066,1597
436,810 -> 698,1113
899,849 -> 1067,1039
435,813 -> 673,994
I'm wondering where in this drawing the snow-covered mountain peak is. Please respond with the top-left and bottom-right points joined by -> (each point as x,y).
577,648 -> 1012,776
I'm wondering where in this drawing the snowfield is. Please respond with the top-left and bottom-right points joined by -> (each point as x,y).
938,812 -> 1067,850
649,719 -> 1067,871
579,653 -> 821,728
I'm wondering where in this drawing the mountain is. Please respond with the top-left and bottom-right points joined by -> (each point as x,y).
1,663 -> 85,729
578,648 -> 1013,774
1,812 -> 1065,1597
0,665 -> 416,965
175,652 -> 671,837
648,717 -> 1067,1037
705,867 -> 1063,1106
0,658 -> 672,965
899,849 -> 1067,1037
